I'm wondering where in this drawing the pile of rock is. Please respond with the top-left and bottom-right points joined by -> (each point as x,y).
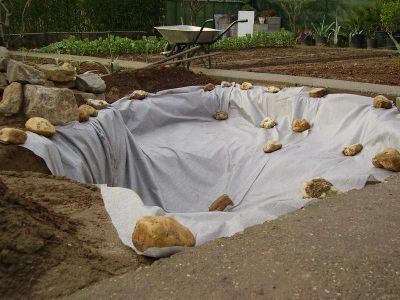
0,47 -> 108,144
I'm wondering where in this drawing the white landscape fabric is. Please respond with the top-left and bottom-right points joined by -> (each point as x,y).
22,85 -> 400,257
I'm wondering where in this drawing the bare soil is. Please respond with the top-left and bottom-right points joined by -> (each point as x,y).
0,171 -> 152,299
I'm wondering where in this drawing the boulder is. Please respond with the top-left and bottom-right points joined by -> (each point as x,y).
372,148 -> 400,172
61,62 -> 75,71
309,87 -> 328,98
72,90 -> 105,106
292,119 -> 311,132
203,83 -> 215,92
213,111 -> 228,121
0,47 -> 10,58
106,86 -> 120,103
7,60 -> 46,85
38,64 -> 77,82
240,82 -> 253,90
221,81 -> 232,88
24,85 -> 79,125
342,144 -> 363,156
0,82 -> 23,116
265,86 -> 281,93
78,104 -> 97,122
129,90 -> 149,100
0,57 -> 9,72
132,216 -> 196,252
75,73 -> 106,93
301,178 -> 340,199
0,128 -> 27,145
0,73 -> 8,91
263,140 -> 282,153
25,117 -> 56,137
260,117 -> 277,129
86,99 -> 108,110
373,95 -> 392,109
209,194 -> 233,212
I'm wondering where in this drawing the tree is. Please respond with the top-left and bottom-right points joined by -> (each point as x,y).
0,0 -> 12,46
273,0 -> 315,33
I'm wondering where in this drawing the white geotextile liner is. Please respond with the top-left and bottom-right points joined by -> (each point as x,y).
22,85 -> 400,257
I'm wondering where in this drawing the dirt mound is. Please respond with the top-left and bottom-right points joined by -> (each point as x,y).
103,66 -> 218,98
0,171 -> 151,299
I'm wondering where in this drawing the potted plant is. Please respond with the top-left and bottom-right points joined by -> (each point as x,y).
312,17 -> 334,46
365,26 -> 378,49
349,24 -> 365,48
380,0 -> 400,51
328,17 -> 343,47
301,30 -> 315,46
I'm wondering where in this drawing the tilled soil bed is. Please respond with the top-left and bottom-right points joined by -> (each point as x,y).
0,171 -> 152,299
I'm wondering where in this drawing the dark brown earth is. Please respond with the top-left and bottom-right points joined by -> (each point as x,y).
68,174 -> 400,300
0,171 -> 152,299
124,46 -> 400,86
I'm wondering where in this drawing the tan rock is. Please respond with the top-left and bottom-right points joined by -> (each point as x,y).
38,64 -> 77,82
373,95 -> 392,109
86,99 -> 108,110
0,47 -> 10,58
132,216 -> 195,252
342,144 -> 363,156
292,119 -> 311,132
372,148 -> 400,172
209,194 -> 233,212
106,86 -> 120,103
260,117 -> 277,129
25,117 -> 56,137
240,82 -> 253,90
7,60 -> 46,85
213,111 -> 228,121
0,82 -> 23,116
61,62 -> 75,71
263,140 -> 282,153
220,81 -> 232,88
203,83 -> 215,92
78,104 -> 97,122
129,90 -> 149,100
0,128 -> 27,145
309,87 -> 328,98
0,73 -> 7,91
0,57 -> 9,72
265,86 -> 281,93
301,178 -> 340,199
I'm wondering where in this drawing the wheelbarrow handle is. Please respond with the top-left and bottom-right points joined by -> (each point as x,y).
212,19 -> 249,43
193,19 -> 215,45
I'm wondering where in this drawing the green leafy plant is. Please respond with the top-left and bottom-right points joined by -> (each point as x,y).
380,0 -> 400,51
312,16 -> 334,38
329,17 -> 342,46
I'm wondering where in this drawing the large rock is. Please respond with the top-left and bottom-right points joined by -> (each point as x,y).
213,111 -> 228,121
7,60 -> 46,85
132,216 -> 196,252
0,73 -> 8,91
0,128 -> 27,145
292,119 -> 311,132
240,82 -> 253,90
0,82 -> 23,116
0,47 -> 10,71
373,95 -> 392,109
129,90 -> 149,100
209,194 -> 233,212
75,73 -> 106,94
0,47 -> 10,58
25,117 -> 56,137
24,85 -> 78,125
342,144 -> 363,156
301,178 -> 340,199
260,117 -> 277,129
309,87 -> 328,98
203,83 -> 215,92
86,99 -> 108,110
372,148 -> 400,172
38,64 -> 77,82
72,90 -> 105,106
78,104 -> 97,122
265,86 -> 281,93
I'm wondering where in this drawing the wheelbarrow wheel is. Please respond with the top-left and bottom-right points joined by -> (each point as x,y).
163,43 -> 173,57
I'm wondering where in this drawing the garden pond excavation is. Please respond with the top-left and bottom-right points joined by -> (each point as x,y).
1,57 -> 400,299
126,46 -> 400,86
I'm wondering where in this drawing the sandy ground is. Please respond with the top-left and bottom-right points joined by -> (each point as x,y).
67,174 -> 400,299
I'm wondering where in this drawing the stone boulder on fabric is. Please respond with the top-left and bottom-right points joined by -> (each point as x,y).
263,140 -> 282,153
373,95 -> 392,109
292,119 -> 311,132
309,87 -> 328,98
372,148 -> 400,172
0,82 -> 23,116
24,85 -> 78,125
132,216 -> 196,252
203,83 -> 215,92
72,90 -> 105,106
213,111 -> 228,120
86,99 -> 108,110
265,86 -> 281,93
7,60 -> 46,85
209,194 -> 233,212
0,128 -> 27,145
260,117 -> 277,129
221,81 -> 232,88
25,117 -> 56,137
78,104 -> 98,122
240,82 -> 253,90
342,144 -> 363,156
129,90 -> 149,100
38,64 -> 77,82
301,178 -> 340,199
75,73 -> 106,94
